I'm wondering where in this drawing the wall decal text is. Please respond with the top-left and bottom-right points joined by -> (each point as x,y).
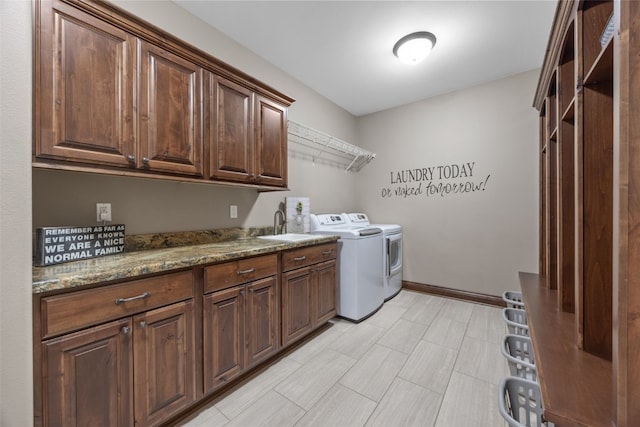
381,162 -> 491,199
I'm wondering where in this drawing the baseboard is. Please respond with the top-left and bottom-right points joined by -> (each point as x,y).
402,280 -> 506,307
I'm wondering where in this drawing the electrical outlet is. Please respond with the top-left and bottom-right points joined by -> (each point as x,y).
96,203 -> 112,222
230,205 -> 238,219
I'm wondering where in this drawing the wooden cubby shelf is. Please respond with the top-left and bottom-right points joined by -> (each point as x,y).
533,0 -> 640,424
520,272 -> 612,427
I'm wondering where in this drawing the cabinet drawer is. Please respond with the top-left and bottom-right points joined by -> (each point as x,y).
41,271 -> 193,339
282,243 -> 337,272
205,254 -> 277,293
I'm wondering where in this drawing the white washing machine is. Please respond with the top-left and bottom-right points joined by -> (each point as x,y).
343,213 -> 403,301
310,213 -> 384,322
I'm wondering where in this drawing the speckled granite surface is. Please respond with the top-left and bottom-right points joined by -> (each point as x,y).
123,227 -> 273,252
33,229 -> 338,294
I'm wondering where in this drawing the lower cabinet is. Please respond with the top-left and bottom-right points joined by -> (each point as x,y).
133,301 -> 196,426
282,243 -> 337,346
38,271 -> 196,427
42,299 -> 195,427
203,255 -> 279,394
35,243 -> 336,426
42,318 -> 133,427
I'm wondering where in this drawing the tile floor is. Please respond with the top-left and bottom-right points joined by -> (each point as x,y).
179,290 -> 509,427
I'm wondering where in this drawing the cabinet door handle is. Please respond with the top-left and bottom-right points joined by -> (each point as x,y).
127,154 -> 135,163
121,326 -> 131,335
237,268 -> 255,275
294,256 -> 306,262
139,321 -> 147,328
142,157 -> 150,165
115,291 -> 151,305
256,174 -> 263,181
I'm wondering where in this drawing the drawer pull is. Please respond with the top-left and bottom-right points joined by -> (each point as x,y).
294,256 -> 306,262
115,291 -> 151,305
237,268 -> 256,275
322,250 -> 332,255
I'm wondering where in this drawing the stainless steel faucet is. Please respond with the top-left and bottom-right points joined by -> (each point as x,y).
273,209 -> 286,235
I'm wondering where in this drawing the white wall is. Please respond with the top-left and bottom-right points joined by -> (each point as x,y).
356,70 -> 540,296
0,1 -> 34,425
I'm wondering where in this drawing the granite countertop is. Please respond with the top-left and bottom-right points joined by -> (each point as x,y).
32,231 -> 338,294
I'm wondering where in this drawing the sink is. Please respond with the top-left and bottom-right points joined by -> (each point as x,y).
257,233 -> 321,242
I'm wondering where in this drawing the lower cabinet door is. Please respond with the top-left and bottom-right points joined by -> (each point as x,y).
314,259 -> 337,326
203,286 -> 244,393
246,276 -> 279,367
42,318 -> 133,427
282,267 -> 313,346
133,300 -> 196,426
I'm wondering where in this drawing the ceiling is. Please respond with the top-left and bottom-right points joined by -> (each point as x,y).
173,1 -> 557,117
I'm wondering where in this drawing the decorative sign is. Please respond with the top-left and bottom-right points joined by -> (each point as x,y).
34,224 -> 126,266
380,161 -> 491,199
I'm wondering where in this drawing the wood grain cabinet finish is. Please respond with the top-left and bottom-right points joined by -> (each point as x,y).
34,0 -> 292,189
281,267 -> 314,346
281,244 -> 337,346
532,0 -> 640,424
37,272 -> 195,427
42,318 -> 133,427
314,260 -> 338,325
245,277 -> 279,367
40,270 -> 193,339
133,300 -> 196,426
203,257 -> 279,394
203,285 -> 244,392
35,0 -> 136,167
209,74 -> 254,183
139,42 -> 203,176
208,75 -> 288,187
253,95 -> 288,187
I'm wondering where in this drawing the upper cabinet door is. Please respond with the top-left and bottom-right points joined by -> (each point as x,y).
254,95 -> 288,187
36,1 -> 136,167
209,74 -> 254,183
139,42 -> 203,176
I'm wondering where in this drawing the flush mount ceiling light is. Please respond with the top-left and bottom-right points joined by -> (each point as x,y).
393,31 -> 437,64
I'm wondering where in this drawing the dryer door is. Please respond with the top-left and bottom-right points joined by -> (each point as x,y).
386,232 -> 403,277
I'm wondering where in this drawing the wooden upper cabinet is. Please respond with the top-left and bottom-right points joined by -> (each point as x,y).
209,74 -> 254,183
139,42 -> 203,176
255,95 -> 288,187
34,0 -> 292,188
36,1 -> 136,167
208,75 -> 288,187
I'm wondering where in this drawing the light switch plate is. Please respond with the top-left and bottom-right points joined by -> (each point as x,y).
230,205 -> 238,218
